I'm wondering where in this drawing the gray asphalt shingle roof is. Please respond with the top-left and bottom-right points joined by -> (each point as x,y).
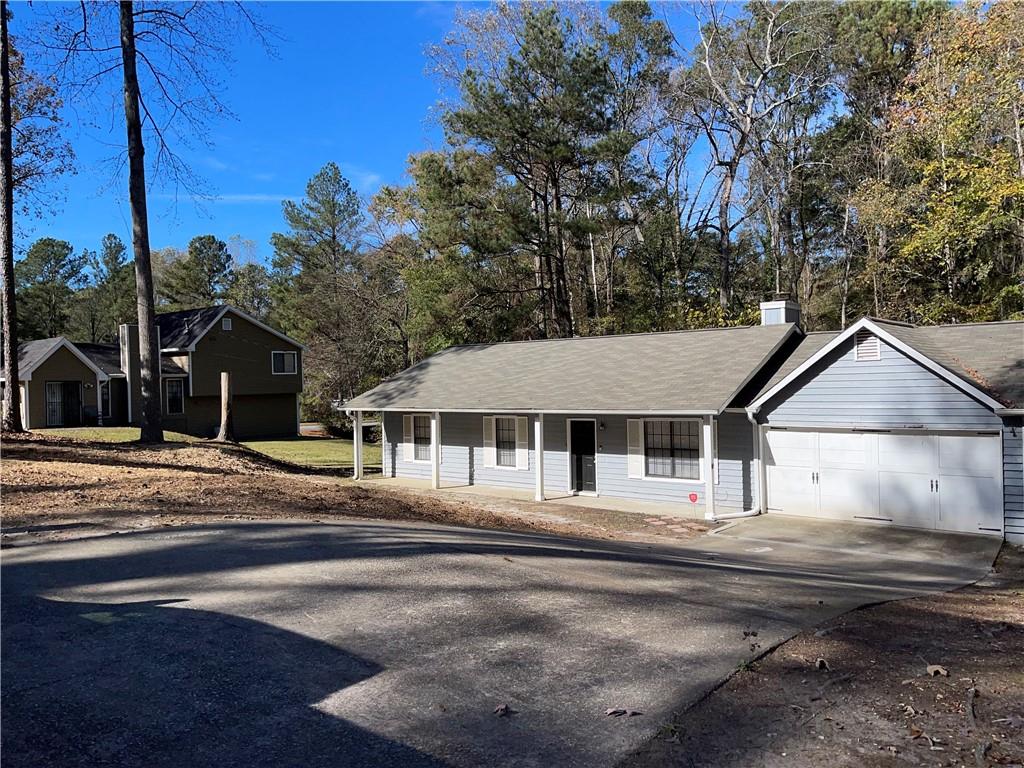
880,319 -> 1024,407
15,338 -> 63,376
156,306 -> 225,350
346,324 -> 797,413
75,343 -> 125,376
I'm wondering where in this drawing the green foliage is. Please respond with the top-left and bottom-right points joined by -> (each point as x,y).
226,262 -> 272,320
70,234 -> 136,342
15,237 -> 86,339
158,235 -> 234,310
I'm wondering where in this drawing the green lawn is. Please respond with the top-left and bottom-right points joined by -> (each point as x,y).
31,427 -> 199,443
243,436 -> 382,469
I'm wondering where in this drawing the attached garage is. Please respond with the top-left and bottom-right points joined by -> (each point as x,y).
749,318 -> 1023,541
764,428 -> 1003,535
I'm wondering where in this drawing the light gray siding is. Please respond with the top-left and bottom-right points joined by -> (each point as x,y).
760,334 -> 1001,431
715,412 -> 755,512
383,410 -> 749,516
1005,417 -> 1024,544
382,411 -> 431,480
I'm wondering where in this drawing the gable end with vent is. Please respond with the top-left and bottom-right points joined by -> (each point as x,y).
854,329 -> 881,362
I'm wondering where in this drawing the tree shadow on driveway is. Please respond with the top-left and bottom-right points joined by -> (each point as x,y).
1,594 -> 448,768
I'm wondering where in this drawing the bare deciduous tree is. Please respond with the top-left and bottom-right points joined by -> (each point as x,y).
37,1 -> 271,442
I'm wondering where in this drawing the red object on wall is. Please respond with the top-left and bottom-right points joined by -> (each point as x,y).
688,492 -> 698,503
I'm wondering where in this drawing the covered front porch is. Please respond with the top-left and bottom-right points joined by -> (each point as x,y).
349,410 -> 761,523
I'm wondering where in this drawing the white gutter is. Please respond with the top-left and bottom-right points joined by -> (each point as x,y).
995,408 -> 1024,416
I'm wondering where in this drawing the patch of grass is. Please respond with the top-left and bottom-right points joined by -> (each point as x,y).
242,436 -> 382,469
32,427 -> 198,443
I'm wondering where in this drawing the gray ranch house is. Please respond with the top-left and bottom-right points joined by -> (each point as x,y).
345,302 -> 1023,543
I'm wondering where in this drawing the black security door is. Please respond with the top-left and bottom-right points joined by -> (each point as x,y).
570,421 -> 597,493
62,382 -> 82,427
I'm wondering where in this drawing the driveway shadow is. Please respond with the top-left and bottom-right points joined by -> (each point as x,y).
1,595 -> 447,768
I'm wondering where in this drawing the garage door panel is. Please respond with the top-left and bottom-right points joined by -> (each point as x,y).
818,431 -> 868,468
766,466 -> 818,516
937,435 -> 1001,478
819,467 -> 876,519
878,434 -> 936,474
878,471 -> 937,529
765,430 -> 816,467
938,475 -> 1002,534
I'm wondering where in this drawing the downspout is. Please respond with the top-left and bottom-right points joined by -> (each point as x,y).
706,408 -> 764,522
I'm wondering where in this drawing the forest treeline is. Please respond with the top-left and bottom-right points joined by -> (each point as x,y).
13,1 -> 1024,425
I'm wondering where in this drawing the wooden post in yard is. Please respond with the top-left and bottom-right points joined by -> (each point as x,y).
216,371 -> 235,442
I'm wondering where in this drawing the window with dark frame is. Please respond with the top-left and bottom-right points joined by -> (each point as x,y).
272,351 -> 297,374
495,417 -> 516,467
100,382 -> 110,418
413,414 -> 431,461
165,379 -> 184,415
644,419 -> 699,480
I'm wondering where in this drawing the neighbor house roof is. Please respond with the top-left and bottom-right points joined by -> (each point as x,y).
156,305 -> 306,351
752,317 -> 1023,410
156,306 -> 226,350
8,337 -> 109,382
15,337 -> 64,376
75,342 -> 125,377
346,324 -> 798,414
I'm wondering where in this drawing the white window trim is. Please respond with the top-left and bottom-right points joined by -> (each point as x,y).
221,317 -> 233,331
492,415 -> 520,471
271,350 -> 298,375
408,413 -> 433,464
639,417 -> 704,484
484,415 -> 529,471
164,377 -> 186,415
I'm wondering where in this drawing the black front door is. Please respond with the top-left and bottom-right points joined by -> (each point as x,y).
62,382 -> 82,427
570,420 -> 596,493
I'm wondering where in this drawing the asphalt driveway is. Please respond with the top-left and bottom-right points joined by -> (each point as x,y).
0,515 -> 999,767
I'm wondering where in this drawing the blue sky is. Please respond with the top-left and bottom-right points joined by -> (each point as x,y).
15,1 -> 701,266
16,1 -> 465,263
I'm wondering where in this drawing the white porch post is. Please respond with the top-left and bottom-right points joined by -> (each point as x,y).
352,410 -> 364,480
430,410 -> 441,489
703,415 -> 716,521
534,413 -> 545,501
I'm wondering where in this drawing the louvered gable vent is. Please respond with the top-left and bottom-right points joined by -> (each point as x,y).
854,329 -> 881,361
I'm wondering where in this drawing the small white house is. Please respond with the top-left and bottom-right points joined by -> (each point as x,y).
346,303 -> 1024,543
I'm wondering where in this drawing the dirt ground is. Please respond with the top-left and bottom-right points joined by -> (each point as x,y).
4,432 -> 1020,767
0,432 -> 708,546
623,546 -> 1024,768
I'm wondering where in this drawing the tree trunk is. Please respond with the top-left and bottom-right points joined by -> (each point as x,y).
718,163 -> 735,312
216,370 -> 234,442
119,1 -> 162,442
0,0 -> 21,432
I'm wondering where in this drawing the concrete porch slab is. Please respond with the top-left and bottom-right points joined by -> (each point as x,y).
360,475 -> 707,520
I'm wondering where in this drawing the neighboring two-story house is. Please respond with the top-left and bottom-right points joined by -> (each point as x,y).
4,306 -> 304,439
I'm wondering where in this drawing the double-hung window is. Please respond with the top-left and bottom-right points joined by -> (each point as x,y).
494,417 -> 516,468
644,419 -> 700,480
413,414 -> 431,461
272,351 -> 297,374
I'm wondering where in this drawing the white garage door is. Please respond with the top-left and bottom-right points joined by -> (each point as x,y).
765,429 -> 1002,536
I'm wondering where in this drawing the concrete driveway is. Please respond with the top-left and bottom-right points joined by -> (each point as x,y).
1,515 -> 999,768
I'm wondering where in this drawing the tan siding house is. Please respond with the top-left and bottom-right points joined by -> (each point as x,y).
5,305 -> 303,439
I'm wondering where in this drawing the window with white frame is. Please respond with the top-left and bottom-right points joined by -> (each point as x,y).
165,378 -> 185,415
413,414 -> 431,461
644,419 -> 700,480
272,351 -> 297,374
495,417 -> 516,467
222,317 -> 233,331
